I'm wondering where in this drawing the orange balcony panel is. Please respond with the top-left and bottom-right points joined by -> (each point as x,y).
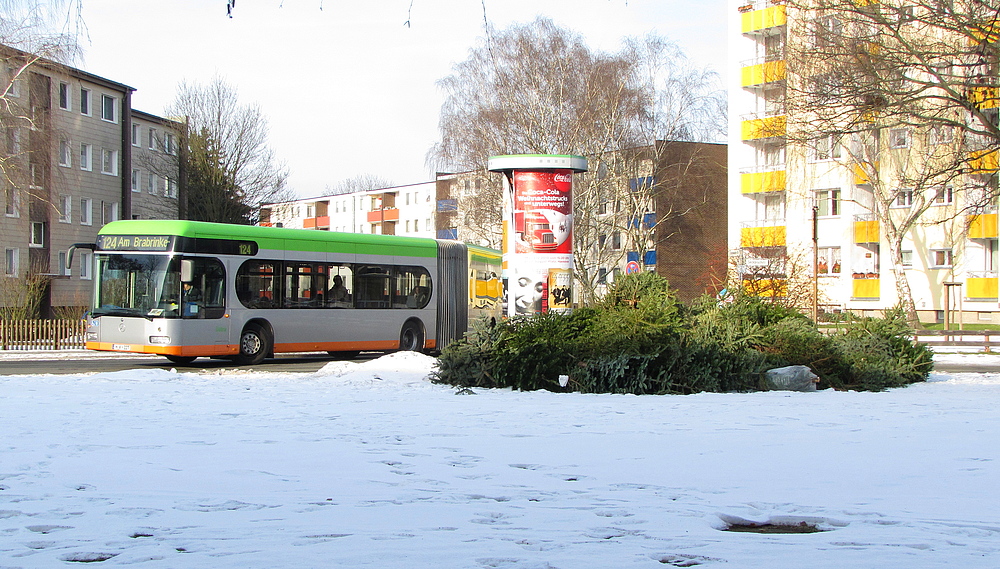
741,225 -> 786,247
741,60 -> 786,87
314,215 -> 330,227
852,278 -> 880,299
967,277 -> 998,299
741,5 -> 786,33
969,150 -> 998,173
853,162 -> 878,185
968,213 -> 999,238
853,220 -> 880,243
741,115 -> 786,141
741,169 -> 785,193
366,208 -> 400,223
303,217 -> 317,229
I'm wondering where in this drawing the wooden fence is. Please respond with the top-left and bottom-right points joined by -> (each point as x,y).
0,319 -> 87,350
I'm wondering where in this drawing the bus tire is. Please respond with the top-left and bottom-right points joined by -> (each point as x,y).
236,323 -> 271,365
399,320 -> 425,352
165,355 -> 197,365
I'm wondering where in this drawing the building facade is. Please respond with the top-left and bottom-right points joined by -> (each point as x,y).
266,141 -> 728,305
730,0 -> 1000,323
1,46 -> 184,316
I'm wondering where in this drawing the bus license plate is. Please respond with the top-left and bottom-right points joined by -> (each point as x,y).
112,344 -> 131,351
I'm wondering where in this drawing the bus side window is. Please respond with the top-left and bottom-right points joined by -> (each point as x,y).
326,264 -> 353,308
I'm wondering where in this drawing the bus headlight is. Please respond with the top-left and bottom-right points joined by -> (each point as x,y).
149,335 -> 171,345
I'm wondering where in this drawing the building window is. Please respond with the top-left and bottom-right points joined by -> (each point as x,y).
59,82 -> 71,110
79,251 -> 92,280
889,128 -> 911,149
933,186 -> 954,205
131,169 -> 141,192
901,250 -> 913,268
58,250 -> 70,276
80,143 -> 92,171
102,201 -> 119,224
6,66 -> 20,97
812,134 -> 842,161
817,246 -> 841,275
132,123 -> 140,146
612,231 -> 622,250
164,133 -> 176,155
815,189 -> 841,216
414,219 -> 419,232
59,195 -> 72,223
101,148 -> 118,175
29,221 -> 44,248
597,267 -> 608,285
147,173 -> 157,194
4,248 -> 18,276
929,125 -> 953,145
80,197 -> 92,225
930,248 -> 953,268
80,87 -> 90,115
894,189 -> 914,207
101,94 -> 116,122
6,126 -> 21,154
59,138 -> 72,167
148,127 -> 157,150
5,186 -> 19,217
165,178 -> 177,198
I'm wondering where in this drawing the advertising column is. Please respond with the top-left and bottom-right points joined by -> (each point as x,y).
488,154 -> 588,316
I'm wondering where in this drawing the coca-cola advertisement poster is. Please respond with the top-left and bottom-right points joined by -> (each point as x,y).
512,170 -> 573,254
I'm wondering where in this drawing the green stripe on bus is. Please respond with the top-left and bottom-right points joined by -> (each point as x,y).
98,220 -> 439,258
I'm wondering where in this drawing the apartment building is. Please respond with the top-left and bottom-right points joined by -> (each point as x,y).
730,0 -> 1000,323
259,181 -> 437,238
1,45 -> 184,315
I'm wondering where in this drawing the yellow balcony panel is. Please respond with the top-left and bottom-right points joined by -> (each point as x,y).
968,85 -> 999,109
967,277 -> 998,299
968,213 -> 999,238
852,278 -> 880,299
741,60 -> 786,87
969,149 -> 999,173
741,225 -> 786,247
970,22 -> 1000,45
853,220 -> 880,243
853,162 -> 878,185
741,169 -> 786,194
741,115 -> 786,141
743,278 -> 788,298
741,5 -> 786,34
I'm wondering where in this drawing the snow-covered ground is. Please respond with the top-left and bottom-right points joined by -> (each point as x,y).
1,352 -> 998,568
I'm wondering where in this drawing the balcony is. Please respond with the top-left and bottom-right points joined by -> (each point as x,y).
742,277 -> 788,298
740,165 -> 786,193
740,2 -> 786,34
852,276 -> 880,300
968,209 -> 998,238
853,214 -> 880,243
740,220 -> 786,247
302,216 -> 330,230
967,85 -> 999,109
967,271 -> 999,300
853,162 -> 878,185
741,114 -> 786,141
366,208 -> 400,223
741,59 -> 786,88
969,149 -> 998,173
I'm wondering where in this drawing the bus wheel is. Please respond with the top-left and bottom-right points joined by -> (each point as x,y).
399,320 -> 424,352
236,323 -> 271,365
165,355 -> 197,365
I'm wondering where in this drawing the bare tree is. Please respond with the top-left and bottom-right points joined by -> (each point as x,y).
429,17 -> 726,303
781,0 -> 1000,324
325,174 -> 394,195
166,76 -> 291,224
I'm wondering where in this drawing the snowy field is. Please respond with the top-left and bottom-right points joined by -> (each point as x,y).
1,351 -> 998,568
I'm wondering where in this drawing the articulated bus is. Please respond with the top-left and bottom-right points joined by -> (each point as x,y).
72,220 -> 501,365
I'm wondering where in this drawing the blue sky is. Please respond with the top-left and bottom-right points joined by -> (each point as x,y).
76,0 -> 727,197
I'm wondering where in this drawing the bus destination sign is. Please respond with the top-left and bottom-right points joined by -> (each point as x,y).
97,235 -> 174,251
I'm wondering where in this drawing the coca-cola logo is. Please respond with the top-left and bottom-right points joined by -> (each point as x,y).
553,173 -> 572,183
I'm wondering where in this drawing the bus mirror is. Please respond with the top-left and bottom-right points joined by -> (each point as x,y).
181,259 -> 194,282
67,242 -> 96,269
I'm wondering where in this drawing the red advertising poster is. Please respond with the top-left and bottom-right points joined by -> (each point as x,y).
512,170 -> 573,254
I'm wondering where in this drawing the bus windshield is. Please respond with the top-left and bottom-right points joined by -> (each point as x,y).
92,254 -> 178,318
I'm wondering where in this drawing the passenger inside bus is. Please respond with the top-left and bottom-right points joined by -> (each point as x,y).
406,285 -> 430,308
328,274 -> 350,305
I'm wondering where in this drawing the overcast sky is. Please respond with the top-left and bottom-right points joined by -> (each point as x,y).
75,0 -> 727,198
